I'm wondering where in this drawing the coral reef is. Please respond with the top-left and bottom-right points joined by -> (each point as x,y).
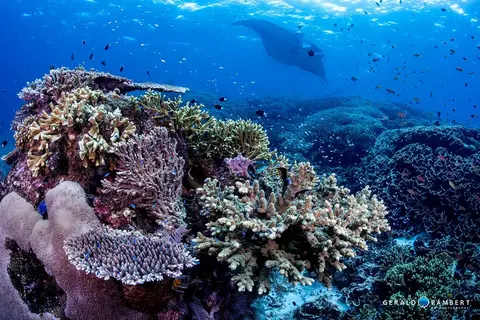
362,126 -> 480,242
194,162 -> 390,294
6,68 -> 454,320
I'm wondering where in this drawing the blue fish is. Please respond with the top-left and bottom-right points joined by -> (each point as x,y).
37,200 -> 48,217
129,203 -> 136,209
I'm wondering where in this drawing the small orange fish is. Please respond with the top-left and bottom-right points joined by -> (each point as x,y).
397,112 -> 406,118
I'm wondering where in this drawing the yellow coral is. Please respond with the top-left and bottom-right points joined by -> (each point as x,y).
14,87 -> 136,175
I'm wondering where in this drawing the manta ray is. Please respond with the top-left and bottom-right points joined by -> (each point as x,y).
232,19 -> 326,80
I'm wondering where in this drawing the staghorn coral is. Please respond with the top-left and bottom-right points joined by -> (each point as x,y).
194,162 -> 390,294
138,90 -> 214,136
64,226 -> 198,285
99,127 -> 185,230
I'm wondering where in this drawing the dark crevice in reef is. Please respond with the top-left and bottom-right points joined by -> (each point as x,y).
5,237 -> 69,319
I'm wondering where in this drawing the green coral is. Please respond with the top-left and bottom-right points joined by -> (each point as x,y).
382,253 -> 459,320
193,119 -> 271,160
194,162 -> 390,294
137,91 -> 271,160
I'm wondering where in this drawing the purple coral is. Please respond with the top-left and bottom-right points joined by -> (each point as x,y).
362,126 -> 480,241
224,154 -> 254,178
100,127 -> 185,230
17,78 -> 47,104
64,226 -> 198,285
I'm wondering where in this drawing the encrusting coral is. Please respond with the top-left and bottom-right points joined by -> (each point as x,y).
194,161 -> 390,294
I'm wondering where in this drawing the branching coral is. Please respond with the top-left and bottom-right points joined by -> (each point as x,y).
194,161 -> 390,294
138,90 -> 214,138
137,91 -> 272,161
193,119 -> 272,160
99,127 -> 185,230
64,226 -> 198,285
14,87 -> 136,176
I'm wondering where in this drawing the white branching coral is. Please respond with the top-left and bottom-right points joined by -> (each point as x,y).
194,162 -> 390,294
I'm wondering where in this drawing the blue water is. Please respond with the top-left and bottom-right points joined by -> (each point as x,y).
1,1 -> 480,318
1,0 -> 480,138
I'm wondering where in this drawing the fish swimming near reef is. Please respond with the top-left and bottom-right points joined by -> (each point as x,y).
232,19 -> 326,80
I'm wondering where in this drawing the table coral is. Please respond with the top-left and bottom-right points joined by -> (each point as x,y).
194,161 -> 390,294
64,226 -> 198,285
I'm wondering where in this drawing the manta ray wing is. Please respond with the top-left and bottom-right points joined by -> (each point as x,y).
232,19 -> 326,80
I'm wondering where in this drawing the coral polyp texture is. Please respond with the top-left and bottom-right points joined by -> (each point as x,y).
64,226 -> 198,285
194,162 -> 390,294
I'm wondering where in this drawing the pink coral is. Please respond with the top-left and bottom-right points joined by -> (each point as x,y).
224,154 -> 254,178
